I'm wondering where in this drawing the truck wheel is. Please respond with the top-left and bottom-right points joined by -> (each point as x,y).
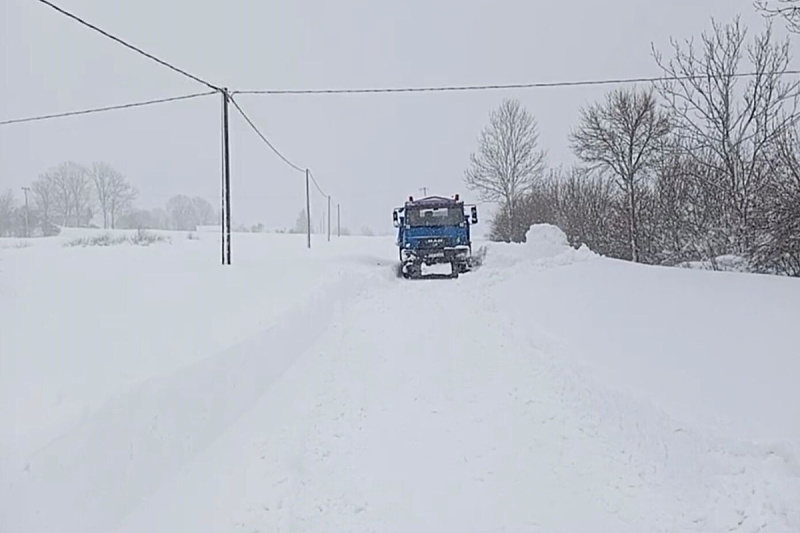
404,262 -> 420,279
450,262 -> 460,279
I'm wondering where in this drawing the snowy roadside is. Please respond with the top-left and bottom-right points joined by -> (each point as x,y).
483,227 -> 800,444
0,231 -> 390,493
116,226 -> 800,533
3,226 -> 799,532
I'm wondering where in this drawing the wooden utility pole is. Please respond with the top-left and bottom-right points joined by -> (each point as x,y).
305,169 -> 311,248
221,89 -> 232,265
21,187 -> 30,238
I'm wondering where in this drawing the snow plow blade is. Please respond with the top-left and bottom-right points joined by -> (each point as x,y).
399,259 -> 464,280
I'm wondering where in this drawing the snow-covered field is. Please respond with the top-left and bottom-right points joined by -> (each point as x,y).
1,226 -> 799,532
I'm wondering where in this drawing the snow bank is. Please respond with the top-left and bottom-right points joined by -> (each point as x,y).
3,227 -> 799,533
0,231 -> 392,533
113,232 -> 800,533
480,224 -> 597,273
524,223 -> 570,257
524,223 -> 596,264
679,254 -> 751,273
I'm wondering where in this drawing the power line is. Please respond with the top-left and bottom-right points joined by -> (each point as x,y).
0,91 -> 216,126
35,0 -> 221,91
228,96 -> 305,173
232,70 -> 800,96
309,170 -> 327,198
227,96 -> 332,233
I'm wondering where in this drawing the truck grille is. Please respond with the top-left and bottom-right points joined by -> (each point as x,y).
418,237 -> 449,248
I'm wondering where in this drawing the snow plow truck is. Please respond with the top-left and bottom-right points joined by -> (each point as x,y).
393,194 -> 478,279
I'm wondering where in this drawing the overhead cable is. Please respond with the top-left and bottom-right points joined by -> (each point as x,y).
228,96 -> 305,173
35,0 -> 221,91
0,91 -> 216,126
232,70 -> 800,96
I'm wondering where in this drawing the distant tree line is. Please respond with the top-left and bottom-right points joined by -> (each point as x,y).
0,161 -> 224,237
118,194 -> 218,232
1,161 -> 138,237
465,15 -> 800,276
287,207 -> 354,236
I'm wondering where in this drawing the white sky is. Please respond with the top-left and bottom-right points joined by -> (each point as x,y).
0,0 -> 793,233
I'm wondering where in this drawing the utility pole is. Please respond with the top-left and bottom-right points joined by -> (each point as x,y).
420,187 -> 428,196
327,196 -> 331,242
220,90 -> 226,265
337,203 -> 340,238
221,88 -> 232,265
305,169 -> 311,248
21,187 -> 30,238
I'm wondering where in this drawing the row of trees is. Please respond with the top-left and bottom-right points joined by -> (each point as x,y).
465,15 -> 800,276
32,161 -> 138,230
0,161 -> 224,237
0,162 -> 139,237
118,195 -> 217,232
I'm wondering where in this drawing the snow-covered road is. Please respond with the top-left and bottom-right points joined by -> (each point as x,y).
2,227 -> 799,532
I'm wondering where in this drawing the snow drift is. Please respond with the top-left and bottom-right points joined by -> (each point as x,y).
523,223 -> 596,264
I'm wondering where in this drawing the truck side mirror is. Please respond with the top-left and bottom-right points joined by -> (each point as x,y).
392,211 -> 399,227
471,206 -> 478,224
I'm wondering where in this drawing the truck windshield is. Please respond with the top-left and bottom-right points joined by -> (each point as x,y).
406,206 -> 464,227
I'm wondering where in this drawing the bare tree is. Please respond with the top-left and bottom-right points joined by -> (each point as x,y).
292,208 -> 309,234
190,196 -> 214,227
118,207 -> 168,230
109,174 -> 137,229
648,146 -> 730,265
654,17 -> 800,254
552,168 -> 621,257
91,162 -> 113,228
570,88 -> 671,262
756,0 -> 800,33
465,98 -> 547,241
49,162 -> 91,226
67,166 -> 94,227
165,195 -> 215,231
91,162 -> 136,229
52,165 -> 72,226
490,168 -> 561,242
150,207 -> 170,230
751,126 -> 800,275
504,168 -> 623,255
166,195 -> 194,230
32,172 -> 57,224
0,189 -> 16,237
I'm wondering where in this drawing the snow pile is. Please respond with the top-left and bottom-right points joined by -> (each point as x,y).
481,224 -> 597,273
524,223 -> 596,265
679,254 -> 751,272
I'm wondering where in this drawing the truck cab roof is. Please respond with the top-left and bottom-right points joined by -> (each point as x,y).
404,195 -> 462,209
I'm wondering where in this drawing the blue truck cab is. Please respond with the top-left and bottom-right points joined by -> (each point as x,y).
393,194 -> 478,279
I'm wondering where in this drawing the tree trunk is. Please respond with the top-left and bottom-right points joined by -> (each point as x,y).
508,198 -> 515,242
628,180 -> 640,263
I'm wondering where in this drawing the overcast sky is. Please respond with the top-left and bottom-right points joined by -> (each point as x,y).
1,0 -> 794,234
